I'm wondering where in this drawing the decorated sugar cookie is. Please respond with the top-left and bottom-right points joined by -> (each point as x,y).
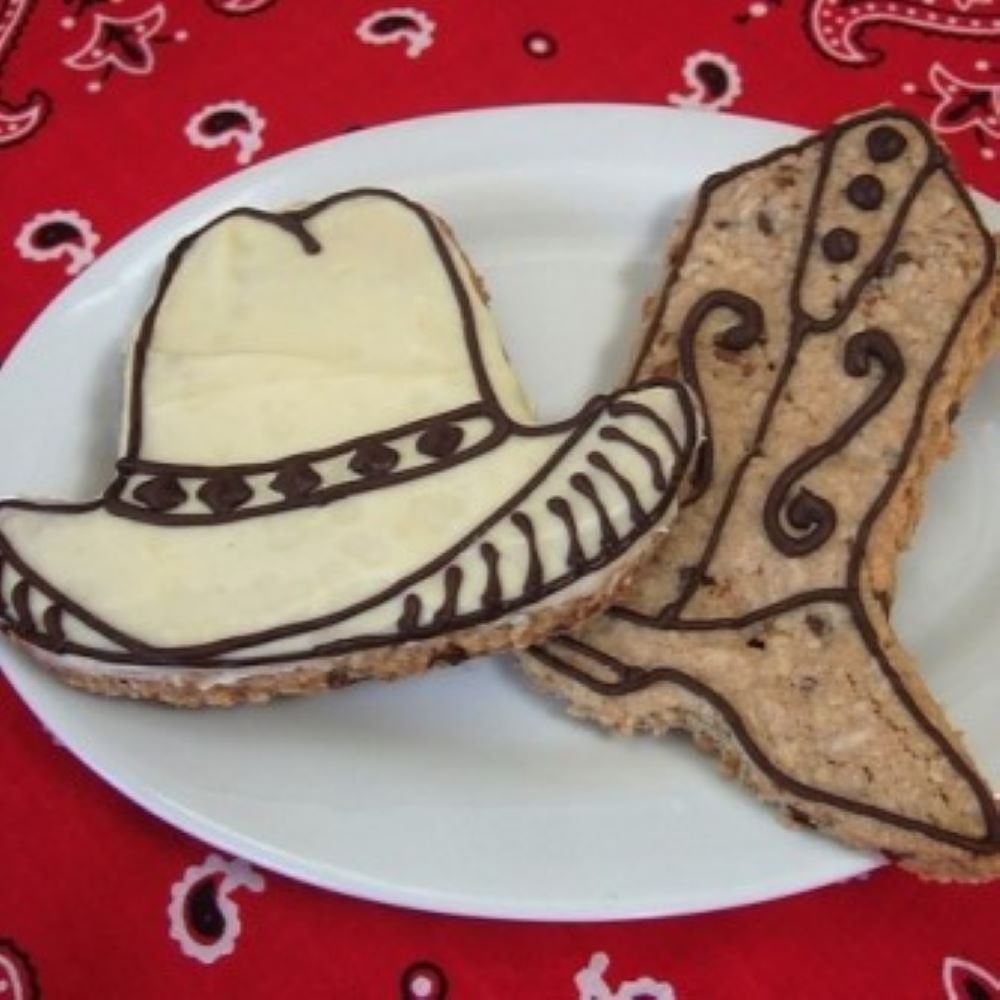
522,110 -> 1000,880
0,190 -> 698,706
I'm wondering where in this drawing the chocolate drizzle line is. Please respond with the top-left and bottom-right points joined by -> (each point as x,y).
511,512 -> 543,596
546,497 -> 586,570
479,542 -> 502,611
587,451 -> 644,527
397,594 -> 421,632
599,426 -> 668,493
571,473 -> 618,552
565,109 -> 999,854
432,566 -> 463,626
42,605 -> 65,648
608,399 -> 683,460
11,579 -> 33,632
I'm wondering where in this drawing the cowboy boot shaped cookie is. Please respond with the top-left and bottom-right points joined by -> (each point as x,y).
0,190 -> 699,706
523,110 -> 1000,879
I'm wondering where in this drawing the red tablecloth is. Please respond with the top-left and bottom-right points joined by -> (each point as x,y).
2,2 -> 999,997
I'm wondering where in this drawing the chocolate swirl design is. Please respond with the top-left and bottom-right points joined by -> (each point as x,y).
763,328 -> 903,558
678,290 -> 765,503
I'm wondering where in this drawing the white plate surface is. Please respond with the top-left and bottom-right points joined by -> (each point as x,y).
1,105 -> 997,920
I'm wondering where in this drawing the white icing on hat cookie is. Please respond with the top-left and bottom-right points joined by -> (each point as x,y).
0,189 -> 698,704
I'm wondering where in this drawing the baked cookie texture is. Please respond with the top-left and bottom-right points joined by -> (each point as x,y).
0,190 -> 698,706
522,109 -> 1000,880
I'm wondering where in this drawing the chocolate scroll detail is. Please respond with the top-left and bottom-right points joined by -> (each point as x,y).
764,327 -> 903,557
678,290 -> 766,503
134,475 -> 187,512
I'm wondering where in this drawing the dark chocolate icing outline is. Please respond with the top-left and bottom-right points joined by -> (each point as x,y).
122,191 -> 511,463
533,108 -> 1000,856
0,190 -> 698,666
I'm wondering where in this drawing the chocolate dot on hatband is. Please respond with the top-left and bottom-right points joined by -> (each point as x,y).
349,440 -> 399,477
134,475 -> 187,512
866,125 -> 907,163
271,460 -> 321,500
846,174 -> 884,211
197,472 -> 253,514
416,422 -> 464,458
821,227 -> 859,263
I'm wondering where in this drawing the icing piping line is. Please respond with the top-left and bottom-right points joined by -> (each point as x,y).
531,638 -> 998,853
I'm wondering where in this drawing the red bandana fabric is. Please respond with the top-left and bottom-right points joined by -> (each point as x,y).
1,2 -> 999,997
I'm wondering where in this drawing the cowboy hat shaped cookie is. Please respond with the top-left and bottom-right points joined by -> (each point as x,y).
0,190 -> 698,706
522,109 -> 1000,880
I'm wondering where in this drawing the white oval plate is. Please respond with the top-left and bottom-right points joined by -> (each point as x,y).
1,106 -> 997,920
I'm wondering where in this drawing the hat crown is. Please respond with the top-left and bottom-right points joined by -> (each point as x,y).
126,192 -> 532,467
